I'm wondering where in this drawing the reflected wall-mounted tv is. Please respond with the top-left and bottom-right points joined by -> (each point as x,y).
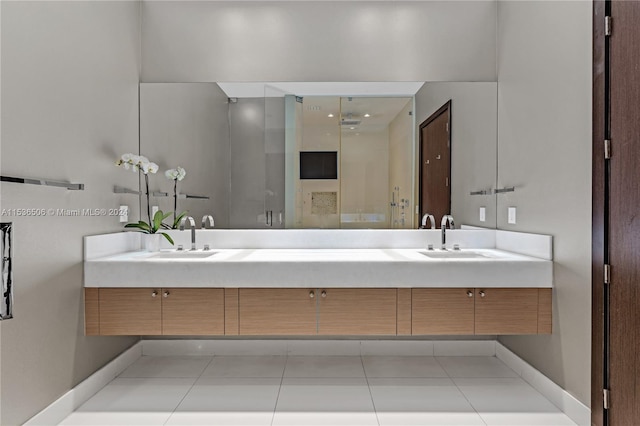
299,151 -> 338,180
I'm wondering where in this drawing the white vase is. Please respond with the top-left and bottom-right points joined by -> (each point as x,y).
143,234 -> 162,252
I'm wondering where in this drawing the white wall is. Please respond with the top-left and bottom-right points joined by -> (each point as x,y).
141,1 -> 497,82
0,2 -> 141,424
415,82 -> 498,228
140,83 -> 231,228
496,0 -> 592,405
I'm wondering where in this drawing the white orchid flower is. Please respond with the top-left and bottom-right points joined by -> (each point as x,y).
165,166 -> 186,181
176,167 -> 186,180
116,153 -> 158,174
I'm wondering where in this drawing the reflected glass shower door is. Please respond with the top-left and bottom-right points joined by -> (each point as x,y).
264,85 -> 287,228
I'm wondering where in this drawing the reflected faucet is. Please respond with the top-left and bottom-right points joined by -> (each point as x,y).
179,216 -> 197,250
441,215 -> 455,249
420,214 -> 436,229
201,215 -> 215,229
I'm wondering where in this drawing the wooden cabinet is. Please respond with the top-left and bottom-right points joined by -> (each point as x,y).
474,288 -> 552,335
318,288 -> 397,335
86,286 -> 552,336
410,287 -> 551,335
99,288 -> 162,335
237,288 -> 397,336
162,288 -> 224,335
238,288 -> 317,335
474,288 -> 539,334
412,289 -> 475,335
87,288 -> 224,336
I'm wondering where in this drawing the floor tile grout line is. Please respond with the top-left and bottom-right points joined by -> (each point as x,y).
161,355 -> 216,426
433,355 -> 489,426
270,353 -> 287,426
361,354 -> 381,426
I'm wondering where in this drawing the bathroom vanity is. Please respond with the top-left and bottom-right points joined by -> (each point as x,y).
83,229 -> 553,337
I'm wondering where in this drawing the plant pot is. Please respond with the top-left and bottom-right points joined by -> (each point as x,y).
143,233 -> 162,252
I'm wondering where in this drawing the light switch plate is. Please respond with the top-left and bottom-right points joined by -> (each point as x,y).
151,205 -> 159,218
508,207 -> 517,224
479,207 -> 486,222
119,205 -> 128,223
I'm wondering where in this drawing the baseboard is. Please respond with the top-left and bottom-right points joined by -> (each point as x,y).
140,338 -> 497,357
496,342 -> 590,426
24,342 -> 142,426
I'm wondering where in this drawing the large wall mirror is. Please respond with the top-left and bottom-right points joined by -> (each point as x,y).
140,81 -> 497,229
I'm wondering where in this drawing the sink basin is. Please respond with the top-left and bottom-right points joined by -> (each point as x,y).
418,250 -> 489,259
150,251 -> 218,259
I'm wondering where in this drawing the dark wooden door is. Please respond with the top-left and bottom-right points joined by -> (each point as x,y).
419,101 -> 451,226
593,2 -> 640,424
607,1 -> 640,423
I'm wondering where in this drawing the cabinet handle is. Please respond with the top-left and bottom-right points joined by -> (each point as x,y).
321,290 -> 327,298
163,291 -> 170,298
151,290 -> 158,298
309,291 -> 315,298
467,291 -> 473,298
479,290 -> 486,298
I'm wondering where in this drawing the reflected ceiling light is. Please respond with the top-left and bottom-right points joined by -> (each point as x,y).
350,127 -> 356,130
364,113 -> 371,118
328,113 -> 334,118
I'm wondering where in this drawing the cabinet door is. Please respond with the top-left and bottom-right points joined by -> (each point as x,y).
239,288 -> 317,335
162,288 -> 224,335
412,288 -> 475,335
318,288 -> 397,335
474,288 -> 538,334
99,288 -> 161,335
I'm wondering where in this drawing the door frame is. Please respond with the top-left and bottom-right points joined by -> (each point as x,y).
418,100 -> 452,227
592,0 -> 607,424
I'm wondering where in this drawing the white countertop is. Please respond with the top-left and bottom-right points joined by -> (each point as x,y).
84,247 -> 553,288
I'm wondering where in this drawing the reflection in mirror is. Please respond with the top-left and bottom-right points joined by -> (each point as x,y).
414,82 -> 498,229
140,82 -> 497,230
288,96 -> 413,229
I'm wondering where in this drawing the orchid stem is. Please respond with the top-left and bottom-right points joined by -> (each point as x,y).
173,179 -> 177,226
144,173 -> 151,226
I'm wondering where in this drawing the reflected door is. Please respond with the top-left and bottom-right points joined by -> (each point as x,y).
419,101 -> 451,226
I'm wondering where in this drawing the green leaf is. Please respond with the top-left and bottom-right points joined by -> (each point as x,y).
172,211 -> 189,229
160,232 -> 174,245
124,223 -> 151,233
152,210 -> 174,232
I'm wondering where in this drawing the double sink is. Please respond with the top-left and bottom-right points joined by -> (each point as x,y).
84,246 -> 552,288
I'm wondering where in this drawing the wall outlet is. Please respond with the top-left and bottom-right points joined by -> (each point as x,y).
508,207 -> 517,224
151,205 -> 159,218
119,205 -> 128,223
479,207 -> 486,222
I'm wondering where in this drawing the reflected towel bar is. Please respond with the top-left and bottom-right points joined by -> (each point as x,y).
494,187 -> 515,194
470,190 -> 491,196
114,185 -> 141,195
1,175 -> 84,190
153,191 -> 209,200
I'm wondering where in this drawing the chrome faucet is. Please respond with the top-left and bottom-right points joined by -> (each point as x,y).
441,214 -> 455,249
179,216 -> 197,250
201,215 -> 215,229
420,214 -> 435,229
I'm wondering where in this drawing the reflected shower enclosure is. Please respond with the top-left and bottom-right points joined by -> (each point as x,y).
285,96 -> 414,229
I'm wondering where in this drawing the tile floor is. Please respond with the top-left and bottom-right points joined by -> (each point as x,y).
59,355 -> 577,426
